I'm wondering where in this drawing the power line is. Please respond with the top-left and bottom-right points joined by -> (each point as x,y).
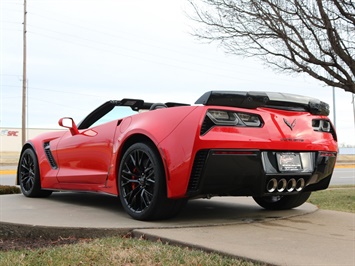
4,1 -> 306,86
25,20 -> 241,72
26,10 -> 250,69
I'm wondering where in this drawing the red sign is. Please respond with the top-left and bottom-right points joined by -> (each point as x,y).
0,130 -> 19,137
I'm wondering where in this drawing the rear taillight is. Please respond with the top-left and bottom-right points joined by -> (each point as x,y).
201,110 -> 263,135
312,119 -> 330,132
312,119 -> 337,141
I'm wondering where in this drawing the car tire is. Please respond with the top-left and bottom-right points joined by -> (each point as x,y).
18,148 -> 52,198
252,192 -> 311,210
118,142 -> 186,220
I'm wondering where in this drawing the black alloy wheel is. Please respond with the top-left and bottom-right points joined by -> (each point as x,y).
18,148 -> 52,197
118,142 -> 186,220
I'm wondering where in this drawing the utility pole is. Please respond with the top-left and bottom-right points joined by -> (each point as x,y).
332,87 -> 336,128
22,0 -> 27,145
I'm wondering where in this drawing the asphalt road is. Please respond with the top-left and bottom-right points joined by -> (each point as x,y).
1,167 -> 353,186
329,167 -> 355,186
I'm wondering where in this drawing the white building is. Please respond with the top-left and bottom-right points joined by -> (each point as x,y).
0,127 -> 63,152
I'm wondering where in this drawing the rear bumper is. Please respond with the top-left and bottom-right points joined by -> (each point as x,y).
186,149 -> 336,198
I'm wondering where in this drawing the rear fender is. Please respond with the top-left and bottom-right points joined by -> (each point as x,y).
158,108 -> 205,198
112,106 -> 200,198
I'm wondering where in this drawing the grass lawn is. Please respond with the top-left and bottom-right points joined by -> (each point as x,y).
0,236 -> 261,266
307,185 -> 355,213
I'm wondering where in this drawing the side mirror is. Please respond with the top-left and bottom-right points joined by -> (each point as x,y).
58,117 -> 79,135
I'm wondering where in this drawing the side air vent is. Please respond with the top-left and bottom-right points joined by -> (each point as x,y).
200,116 -> 215,135
44,142 -> 58,169
187,150 -> 209,193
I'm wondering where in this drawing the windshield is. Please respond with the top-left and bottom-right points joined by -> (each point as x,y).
90,106 -> 137,128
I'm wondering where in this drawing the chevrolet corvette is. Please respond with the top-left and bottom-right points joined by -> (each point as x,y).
17,91 -> 338,220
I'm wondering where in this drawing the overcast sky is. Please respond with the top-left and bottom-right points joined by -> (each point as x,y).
1,0 -> 354,146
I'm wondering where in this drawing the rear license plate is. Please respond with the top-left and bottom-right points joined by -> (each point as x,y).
276,152 -> 303,172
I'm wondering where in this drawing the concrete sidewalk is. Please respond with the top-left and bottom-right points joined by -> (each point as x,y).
0,193 -> 354,265
134,210 -> 355,265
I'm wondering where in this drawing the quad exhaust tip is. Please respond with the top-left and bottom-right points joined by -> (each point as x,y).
296,178 -> 305,192
287,178 -> 296,192
277,179 -> 287,192
266,178 -> 277,193
266,178 -> 305,193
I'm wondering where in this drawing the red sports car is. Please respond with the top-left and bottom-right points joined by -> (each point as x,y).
17,91 -> 338,220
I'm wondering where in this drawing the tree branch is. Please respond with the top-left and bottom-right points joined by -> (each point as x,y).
188,0 -> 355,93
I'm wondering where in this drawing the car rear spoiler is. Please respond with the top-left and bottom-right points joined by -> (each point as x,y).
195,91 -> 330,116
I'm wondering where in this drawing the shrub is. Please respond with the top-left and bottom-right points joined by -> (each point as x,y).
0,185 -> 21,195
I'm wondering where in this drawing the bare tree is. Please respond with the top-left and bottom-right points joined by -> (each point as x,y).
188,0 -> 355,93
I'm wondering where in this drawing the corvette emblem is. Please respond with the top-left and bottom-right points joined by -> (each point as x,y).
283,118 -> 296,130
